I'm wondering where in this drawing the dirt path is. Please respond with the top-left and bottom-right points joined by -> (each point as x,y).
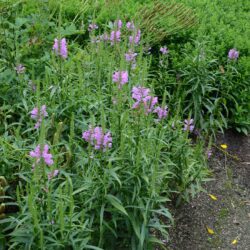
168,130 -> 250,250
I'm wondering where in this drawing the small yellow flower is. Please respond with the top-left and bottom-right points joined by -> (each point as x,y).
220,144 -> 228,149
208,194 -> 218,201
206,226 -> 215,235
231,239 -> 238,245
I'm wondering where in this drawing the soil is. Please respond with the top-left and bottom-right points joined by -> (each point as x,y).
167,130 -> 250,250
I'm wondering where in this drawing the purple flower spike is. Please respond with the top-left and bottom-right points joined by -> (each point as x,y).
112,71 -> 128,88
132,86 -> 158,114
114,19 -> 122,30
110,30 -> 121,45
42,144 -> 54,166
154,106 -> 168,120
30,105 -> 48,129
132,86 -> 151,101
82,127 -> 112,151
129,29 -> 141,45
30,144 -> 54,168
88,23 -> 98,32
160,46 -> 169,55
228,48 -> 239,60
125,50 -> 137,62
206,149 -> 212,159
126,21 -> 135,30
143,96 -> 158,114
53,38 -> 68,59
183,118 -> 195,132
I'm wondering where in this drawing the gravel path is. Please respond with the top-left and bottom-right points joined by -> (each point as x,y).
168,130 -> 250,250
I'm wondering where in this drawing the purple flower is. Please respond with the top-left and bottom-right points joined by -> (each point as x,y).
206,149 -> 212,159
126,21 -> 135,30
129,29 -> 141,45
132,86 -> 150,101
30,144 -> 54,168
88,23 -> 98,32
183,118 -> 195,132
103,132 -> 112,148
125,50 -> 137,62
30,105 -> 48,129
160,46 -> 169,55
154,106 -> 168,120
29,145 -> 41,158
132,86 -> 158,114
228,48 -> 239,60
114,19 -> 122,29
82,127 -> 112,151
53,38 -> 68,59
47,169 -> 59,180
143,96 -> 158,114
15,64 -> 25,74
42,144 -> 54,166
82,130 -> 92,141
112,71 -> 128,88
110,30 -> 121,45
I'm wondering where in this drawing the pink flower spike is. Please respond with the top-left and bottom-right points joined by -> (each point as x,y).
82,127 -> 112,151
154,106 -> 168,120
41,105 -> 48,117
88,23 -> 98,32
53,39 -> 59,52
114,19 -> 122,29
60,38 -> 68,59
110,30 -> 121,45
125,50 -> 137,62
126,21 -> 135,30
132,86 -> 151,101
30,105 -> 48,129
160,46 -> 169,55
53,38 -> 68,59
143,96 -> 158,114
42,144 -> 54,166
30,144 -> 53,168
228,48 -> 239,60
31,107 -> 39,119
82,130 -> 91,142
30,145 -> 41,158
112,71 -> 129,88
129,29 -> 141,45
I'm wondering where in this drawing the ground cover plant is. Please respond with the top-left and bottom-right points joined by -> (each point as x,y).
0,0 -> 249,249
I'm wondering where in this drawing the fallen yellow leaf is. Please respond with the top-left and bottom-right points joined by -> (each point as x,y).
209,194 -> 218,201
231,239 -> 238,245
220,144 -> 228,149
206,226 -> 215,235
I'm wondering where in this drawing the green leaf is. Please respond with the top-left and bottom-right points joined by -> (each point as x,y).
105,194 -> 128,216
